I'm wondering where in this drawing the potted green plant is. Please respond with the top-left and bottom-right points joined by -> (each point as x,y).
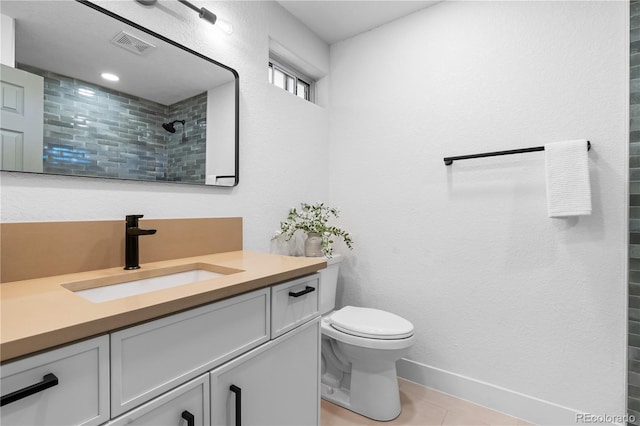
273,202 -> 353,257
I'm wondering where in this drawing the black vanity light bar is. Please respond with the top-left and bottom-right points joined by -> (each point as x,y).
443,141 -> 591,166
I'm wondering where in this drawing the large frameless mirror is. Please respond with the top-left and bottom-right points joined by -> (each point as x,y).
0,0 -> 239,186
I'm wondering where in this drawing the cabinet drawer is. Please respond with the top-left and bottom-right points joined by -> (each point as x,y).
111,288 -> 270,416
108,374 -> 209,426
0,335 -> 110,426
271,274 -> 319,338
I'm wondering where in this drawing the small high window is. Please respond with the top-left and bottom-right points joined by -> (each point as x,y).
268,59 -> 313,102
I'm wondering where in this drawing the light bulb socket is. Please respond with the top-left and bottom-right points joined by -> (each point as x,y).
198,7 -> 217,25
174,1 -> 231,33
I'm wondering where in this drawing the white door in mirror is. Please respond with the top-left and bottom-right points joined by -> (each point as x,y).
0,64 -> 43,172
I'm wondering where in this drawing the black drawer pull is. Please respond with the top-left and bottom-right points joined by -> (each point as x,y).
1,373 -> 59,407
288,286 -> 315,298
230,384 -> 241,426
181,410 -> 195,426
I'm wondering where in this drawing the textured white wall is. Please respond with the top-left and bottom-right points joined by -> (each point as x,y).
328,0 -> 628,419
0,1 -> 330,253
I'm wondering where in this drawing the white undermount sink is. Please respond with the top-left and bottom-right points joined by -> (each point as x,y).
63,263 -> 242,303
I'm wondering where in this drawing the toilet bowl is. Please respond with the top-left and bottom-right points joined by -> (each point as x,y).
318,256 -> 415,421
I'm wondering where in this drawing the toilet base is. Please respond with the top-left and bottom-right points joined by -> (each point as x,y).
320,363 -> 402,421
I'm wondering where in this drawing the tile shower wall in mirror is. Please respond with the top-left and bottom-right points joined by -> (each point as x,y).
167,93 -> 207,182
24,64 -> 207,183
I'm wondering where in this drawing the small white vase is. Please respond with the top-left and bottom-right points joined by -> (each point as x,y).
304,232 -> 323,257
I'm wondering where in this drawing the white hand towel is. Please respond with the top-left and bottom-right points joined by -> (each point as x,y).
544,139 -> 592,218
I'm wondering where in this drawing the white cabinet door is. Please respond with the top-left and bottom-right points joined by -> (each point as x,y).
210,318 -> 320,426
108,374 -> 209,426
0,335 -> 109,426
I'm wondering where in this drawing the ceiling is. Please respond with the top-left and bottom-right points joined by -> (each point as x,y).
3,1 -> 440,103
276,1 -> 440,45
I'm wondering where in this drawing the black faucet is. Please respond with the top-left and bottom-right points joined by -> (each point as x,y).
124,214 -> 157,270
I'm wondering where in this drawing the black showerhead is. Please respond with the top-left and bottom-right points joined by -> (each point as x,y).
162,120 -> 185,133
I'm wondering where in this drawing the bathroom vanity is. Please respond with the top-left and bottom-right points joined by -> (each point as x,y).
0,251 -> 325,426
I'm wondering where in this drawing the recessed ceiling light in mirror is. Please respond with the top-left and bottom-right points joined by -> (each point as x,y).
101,72 -> 119,82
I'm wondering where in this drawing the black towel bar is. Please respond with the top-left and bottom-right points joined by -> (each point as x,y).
443,141 -> 591,166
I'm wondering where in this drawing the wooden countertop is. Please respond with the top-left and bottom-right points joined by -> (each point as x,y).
0,251 -> 326,363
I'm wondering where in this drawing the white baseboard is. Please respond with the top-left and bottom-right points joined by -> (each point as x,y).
396,358 -> 618,426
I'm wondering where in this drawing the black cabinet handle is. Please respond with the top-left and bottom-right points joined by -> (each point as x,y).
181,410 -> 195,426
230,384 -> 241,426
1,373 -> 59,407
288,286 -> 315,298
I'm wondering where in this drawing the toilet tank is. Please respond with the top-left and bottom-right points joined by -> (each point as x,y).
319,254 -> 342,315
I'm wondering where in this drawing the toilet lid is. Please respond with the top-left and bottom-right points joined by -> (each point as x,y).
329,306 -> 414,340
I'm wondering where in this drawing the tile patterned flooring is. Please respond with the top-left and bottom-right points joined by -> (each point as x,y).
320,379 -> 536,426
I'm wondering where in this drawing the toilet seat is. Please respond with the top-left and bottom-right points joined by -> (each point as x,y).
322,306 -> 415,351
328,306 -> 414,340
322,317 -> 415,350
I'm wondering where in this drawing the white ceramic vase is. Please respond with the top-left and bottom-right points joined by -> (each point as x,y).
304,232 -> 323,257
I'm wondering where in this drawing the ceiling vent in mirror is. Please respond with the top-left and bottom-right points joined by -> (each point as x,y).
110,31 -> 156,56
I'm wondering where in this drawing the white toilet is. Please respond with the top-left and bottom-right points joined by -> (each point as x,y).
319,255 -> 415,421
